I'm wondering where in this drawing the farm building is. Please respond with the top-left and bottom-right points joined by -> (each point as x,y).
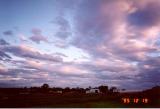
86,88 -> 100,93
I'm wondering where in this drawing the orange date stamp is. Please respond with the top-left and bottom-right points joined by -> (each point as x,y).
122,98 -> 149,104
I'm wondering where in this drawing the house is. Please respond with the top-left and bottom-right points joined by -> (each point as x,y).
86,88 -> 100,93
49,90 -> 62,94
57,90 -> 62,93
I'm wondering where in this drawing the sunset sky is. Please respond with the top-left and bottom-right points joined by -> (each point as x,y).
0,0 -> 160,90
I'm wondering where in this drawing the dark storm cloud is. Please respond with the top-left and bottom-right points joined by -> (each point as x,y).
128,2 -> 160,28
3,30 -> 13,36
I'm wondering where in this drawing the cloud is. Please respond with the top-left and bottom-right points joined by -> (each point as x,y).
53,16 -> 70,31
30,28 -> 48,43
0,83 -> 20,88
72,0 -> 131,55
0,59 -> 93,87
71,0 -> 160,60
23,59 -> 90,77
1,0 -> 160,89
0,39 -> 11,60
52,16 -> 72,41
3,30 -> 13,36
118,57 -> 160,90
0,44 -> 63,62
0,39 -> 9,45
0,64 -> 8,73
0,68 -> 48,87
53,52 -> 68,57
55,31 -> 71,40
53,39 -> 70,48
69,0 -> 160,89
128,1 -> 160,28
18,34 -> 28,42
0,51 -> 11,60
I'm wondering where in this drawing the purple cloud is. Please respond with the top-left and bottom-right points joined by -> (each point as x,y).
1,0 -> 160,90
3,30 -> 13,36
128,1 -> 160,28
0,39 -> 9,45
30,28 -> 48,44
1,45 -> 63,62
69,0 -> 160,89
52,16 -> 72,40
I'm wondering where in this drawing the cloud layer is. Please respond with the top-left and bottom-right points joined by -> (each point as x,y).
0,0 -> 160,90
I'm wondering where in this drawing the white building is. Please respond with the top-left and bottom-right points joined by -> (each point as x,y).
57,90 -> 62,93
86,88 -> 100,93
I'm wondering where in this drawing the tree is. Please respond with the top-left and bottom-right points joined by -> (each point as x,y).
109,86 -> 118,93
121,88 -> 126,91
64,87 -> 70,92
41,83 -> 49,93
98,85 -> 108,93
41,83 -> 49,89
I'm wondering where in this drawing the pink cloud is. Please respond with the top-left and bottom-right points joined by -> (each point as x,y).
30,28 -> 48,44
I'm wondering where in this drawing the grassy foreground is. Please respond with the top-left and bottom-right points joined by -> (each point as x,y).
0,93 -> 159,108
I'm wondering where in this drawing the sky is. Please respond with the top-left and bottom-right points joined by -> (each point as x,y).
0,0 -> 160,90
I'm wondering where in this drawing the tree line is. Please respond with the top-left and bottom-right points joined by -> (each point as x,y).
0,83 -> 120,94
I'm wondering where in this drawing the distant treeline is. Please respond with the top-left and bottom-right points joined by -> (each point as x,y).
0,84 -> 119,94
0,84 -> 159,96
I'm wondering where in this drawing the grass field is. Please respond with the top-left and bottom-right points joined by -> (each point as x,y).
44,101 -> 126,108
0,93 -> 159,108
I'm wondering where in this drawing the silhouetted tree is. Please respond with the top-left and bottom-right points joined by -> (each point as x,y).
53,87 -> 63,91
41,83 -> 50,93
64,87 -> 70,93
75,87 -> 85,93
109,86 -> 118,93
30,87 -> 40,93
98,85 -> 108,93
143,85 -> 160,104
121,88 -> 126,91
41,83 -> 49,89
